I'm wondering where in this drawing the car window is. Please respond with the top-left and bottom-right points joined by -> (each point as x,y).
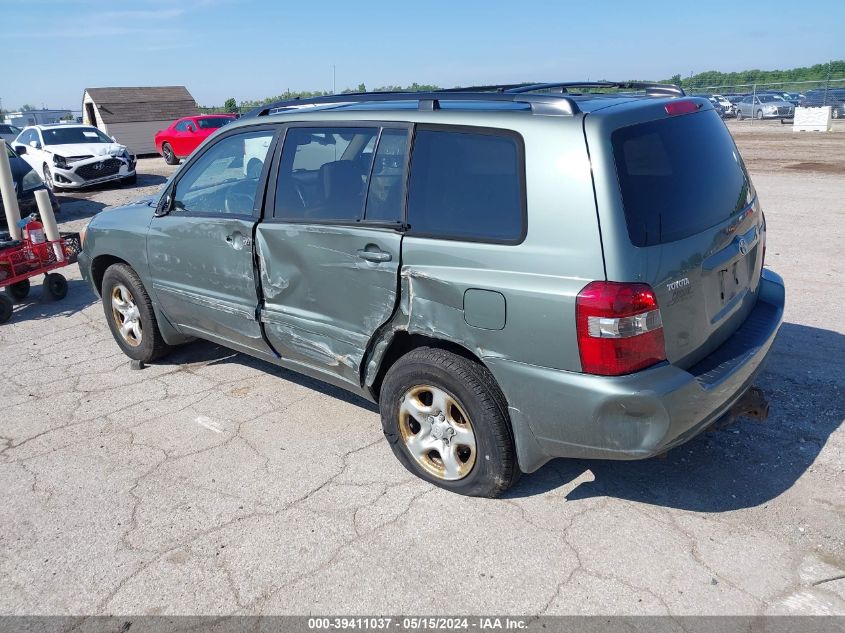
364,129 -> 409,223
41,127 -> 111,145
19,129 -> 38,147
196,117 -> 232,130
174,120 -> 192,132
174,130 -> 275,216
612,111 -> 750,247
407,128 -> 525,242
274,126 -> 379,221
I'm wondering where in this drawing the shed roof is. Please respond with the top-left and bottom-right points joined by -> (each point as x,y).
84,86 -> 199,124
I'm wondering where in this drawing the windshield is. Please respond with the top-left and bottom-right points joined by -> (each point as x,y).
612,110 -> 751,247
41,127 -> 113,145
4,142 -> 16,159
196,117 -> 233,130
758,95 -> 783,103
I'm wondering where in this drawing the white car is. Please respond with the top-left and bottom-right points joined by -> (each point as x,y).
11,124 -> 136,190
711,94 -> 735,117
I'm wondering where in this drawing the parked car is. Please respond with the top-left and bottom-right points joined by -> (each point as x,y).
0,124 -> 23,143
78,85 -> 784,497
735,94 -> 794,120
12,124 -> 136,191
154,114 -> 237,165
0,141 -> 60,226
800,89 -> 845,119
710,94 -> 735,117
707,98 -> 725,117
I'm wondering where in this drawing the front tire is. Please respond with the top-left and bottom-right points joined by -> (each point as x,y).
42,165 -> 61,192
756,109 -> 764,120
101,263 -> 171,362
736,109 -> 744,121
122,173 -> 137,186
379,347 -> 518,498
161,143 -> 179,165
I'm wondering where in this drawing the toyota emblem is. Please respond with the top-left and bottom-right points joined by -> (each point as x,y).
738,238 -> 748,255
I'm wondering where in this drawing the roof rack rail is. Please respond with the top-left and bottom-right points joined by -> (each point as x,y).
505,81 -> 685,97
242,90 -> 582,118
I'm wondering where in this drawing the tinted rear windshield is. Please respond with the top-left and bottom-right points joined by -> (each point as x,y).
612,111 -> 751,247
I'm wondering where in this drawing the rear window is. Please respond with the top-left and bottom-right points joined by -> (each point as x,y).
611,111 -> 751,247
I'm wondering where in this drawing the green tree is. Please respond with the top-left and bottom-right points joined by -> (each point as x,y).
223,97 -> 238,113
20,104 -> 35,111
670,74 -> 683,87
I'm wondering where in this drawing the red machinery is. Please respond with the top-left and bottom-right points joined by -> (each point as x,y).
0,217 -> 80,323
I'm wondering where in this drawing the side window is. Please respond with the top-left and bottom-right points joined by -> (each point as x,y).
407,128 -> 525,243
364,129 -> 409,223
173,130 -> 274,216
275,127 -> 378,221
174,120 -> 191,132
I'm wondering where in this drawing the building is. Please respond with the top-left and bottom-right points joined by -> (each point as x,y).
82,86 -> 199,155
4,109 -> 73,127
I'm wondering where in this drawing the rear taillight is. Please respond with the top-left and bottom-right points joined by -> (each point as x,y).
575,281 -> 666,376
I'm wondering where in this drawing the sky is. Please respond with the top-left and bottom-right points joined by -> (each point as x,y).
1,0 -> 843,111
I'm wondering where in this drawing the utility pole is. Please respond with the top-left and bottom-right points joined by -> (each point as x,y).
332,65 -> 336,94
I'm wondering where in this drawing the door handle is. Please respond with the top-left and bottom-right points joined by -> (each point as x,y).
356,248 -> 391,263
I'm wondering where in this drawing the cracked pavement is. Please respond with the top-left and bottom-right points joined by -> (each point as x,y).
1,123 -> 844,616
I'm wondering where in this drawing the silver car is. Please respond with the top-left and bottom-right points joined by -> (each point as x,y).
735,94 -> 794,120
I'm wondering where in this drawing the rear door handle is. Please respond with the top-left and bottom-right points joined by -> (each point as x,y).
356,248 -> 391,263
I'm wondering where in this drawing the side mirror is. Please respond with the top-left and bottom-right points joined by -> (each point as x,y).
155,191 -> 174,217
29,140 -> 38,148
111,136 -> 117,143
186,124 -> 196,133
14,145 -> 26,155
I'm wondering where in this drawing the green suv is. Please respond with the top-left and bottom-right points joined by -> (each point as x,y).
78,83 -> 785,497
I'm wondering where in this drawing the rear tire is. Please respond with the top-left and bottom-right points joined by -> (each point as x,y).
101,263 -> 171,362
162,143 -> 179,165
42,273 -> 68,300
7,279 -> 30,300
379,347 -> 519,498
0,293 -> 13,323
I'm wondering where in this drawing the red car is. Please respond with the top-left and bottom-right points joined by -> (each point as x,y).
154,114 -> 237,165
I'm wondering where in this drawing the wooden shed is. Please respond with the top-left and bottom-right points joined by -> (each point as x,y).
82,86 -> 199,155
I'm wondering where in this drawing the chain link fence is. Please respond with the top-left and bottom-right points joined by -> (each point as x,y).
681,76 -> 845,124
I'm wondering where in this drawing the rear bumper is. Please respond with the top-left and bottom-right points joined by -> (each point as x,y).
486,269 -> 785,473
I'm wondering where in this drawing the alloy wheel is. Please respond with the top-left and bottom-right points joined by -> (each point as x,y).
110,283 -> 143,347
397,384 -> 477,480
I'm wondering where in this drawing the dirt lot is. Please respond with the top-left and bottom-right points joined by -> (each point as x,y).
1,123 -> 843,617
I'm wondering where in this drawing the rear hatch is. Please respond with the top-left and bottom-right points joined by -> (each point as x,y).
585,100 -> 766,369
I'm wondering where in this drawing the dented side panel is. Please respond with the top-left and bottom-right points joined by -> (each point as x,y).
255,223 -> 401,387
146,214 -> 270,353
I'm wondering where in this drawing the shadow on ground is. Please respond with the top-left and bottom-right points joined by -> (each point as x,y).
66,317 -> 844,511
508,322 -> 845,511
7,278 -> 98,322
159,339 -> 379,412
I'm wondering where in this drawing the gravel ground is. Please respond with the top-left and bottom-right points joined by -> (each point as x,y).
0,124 -> 843,617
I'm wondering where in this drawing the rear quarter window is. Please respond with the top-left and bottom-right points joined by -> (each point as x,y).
611,111 -> 751,247
407,127 -> 525,243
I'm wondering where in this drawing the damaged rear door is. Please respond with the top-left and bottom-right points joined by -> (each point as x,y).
255,124 -> 411,387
